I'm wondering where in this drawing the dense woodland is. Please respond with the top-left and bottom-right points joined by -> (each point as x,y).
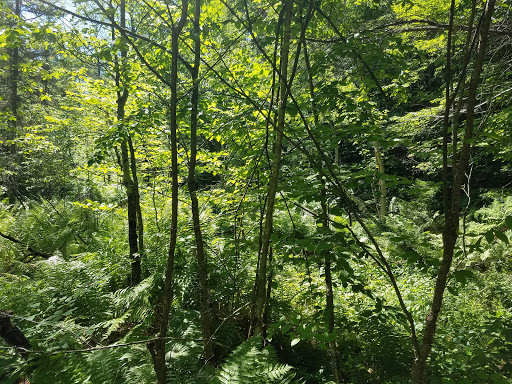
1,0 -> 512,382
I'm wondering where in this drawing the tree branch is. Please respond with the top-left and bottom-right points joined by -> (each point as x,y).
0,231 -> 51,259
371,18 -> 512,37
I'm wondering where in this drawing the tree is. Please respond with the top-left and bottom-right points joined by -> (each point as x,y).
1,0 -> 512,383
146,0 -> 188,381
187,0 -> 214,362
412,0 -> 497,381
5,0 -> 21,206
112,0 -> 143,286
251,0 -> 293,338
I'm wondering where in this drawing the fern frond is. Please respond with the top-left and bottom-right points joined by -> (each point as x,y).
214,337 -> 302,384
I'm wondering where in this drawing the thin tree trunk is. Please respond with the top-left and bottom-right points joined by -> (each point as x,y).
7,0 -> 21,205
128,137 -> 144,273
251,0 -> 293,337
304,38 -> 342,383
373,142 -> 386,218
147,2 -> 188,383
319,188 -> 341,383
188,0 -> 214,362
451,0 -> 476,170
121,139 -> 140,285
324,255 -> 341,383
114,0 -> 140,286
263,247 -> 273,338
332,121 -> 339,165
411,0 -> 495,382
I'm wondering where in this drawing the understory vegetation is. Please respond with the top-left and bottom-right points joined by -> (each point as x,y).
1,0 -> 512,383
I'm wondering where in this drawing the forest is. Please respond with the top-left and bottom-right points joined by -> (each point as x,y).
1,0 -> 511,382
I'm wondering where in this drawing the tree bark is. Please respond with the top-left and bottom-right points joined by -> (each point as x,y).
121,139 -> 140,286
411,0 -> 495,382
129,136 -> 144,277
147,1 -> 188,383
188,0 -> 214,362
251,0 -> 293,337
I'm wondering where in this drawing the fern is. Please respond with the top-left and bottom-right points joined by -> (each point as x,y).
94,273 -> 159,341
163,310 -> 216,384
213,337 -> 303,384
0,350 -> 25,384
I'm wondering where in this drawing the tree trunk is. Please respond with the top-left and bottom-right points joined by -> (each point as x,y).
373,142 -> 386,218
411,0 -> 495,381
147,2 -> 188,383
263,247 -> 273,340
324,258 -> 341,383
121,139 -> 140,286
114,0 -> 140,286
188,0 -> 214,362
129,136 -> 144,276
251,0 -> 293,337
7,0 -> 21,205
320,192 -> 341,383
304,36 -> 342,383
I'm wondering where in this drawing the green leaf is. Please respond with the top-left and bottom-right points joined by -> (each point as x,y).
469,236 -> 483,253
98,49 -> 112,62
331,221 -> 346,230
325,332 -> 337,342
484,230 -> 494,244
47,32 -> 57,43
447,286 -> 459,296
453,269 -> 474,285
113,37 -> 130,52
361,309 -> 373,317
494,231 -> 509,244
402,250 -> 420,263
505,216 -> 512,230
375,298 -> 383,312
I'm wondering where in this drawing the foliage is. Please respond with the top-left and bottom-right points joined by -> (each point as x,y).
1,0 -> 512,383
213,337 -> 302,384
